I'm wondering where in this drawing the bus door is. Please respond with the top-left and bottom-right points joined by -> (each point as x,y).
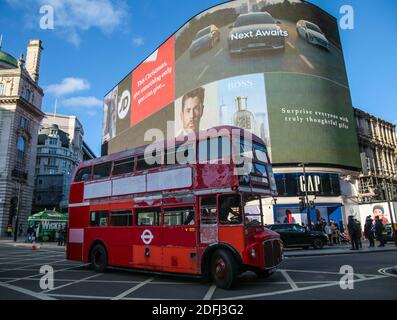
161,205 -> 198,272
199,196 -> 218,245
108,209 -> 134,267
132,207 -> 162,270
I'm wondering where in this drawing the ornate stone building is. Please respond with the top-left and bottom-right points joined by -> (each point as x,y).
354,107 -> 397,202
0,40 -> 45,237
33,113 -> 96,213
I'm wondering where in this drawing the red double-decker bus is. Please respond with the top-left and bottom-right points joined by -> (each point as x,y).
67,126 -> 283,289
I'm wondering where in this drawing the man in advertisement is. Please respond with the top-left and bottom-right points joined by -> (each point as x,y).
177,87 -> 205,136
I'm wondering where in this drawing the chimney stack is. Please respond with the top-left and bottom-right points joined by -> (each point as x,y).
25,39 -> 43,83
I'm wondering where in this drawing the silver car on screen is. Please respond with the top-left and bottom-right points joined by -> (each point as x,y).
296,20 -> 330,50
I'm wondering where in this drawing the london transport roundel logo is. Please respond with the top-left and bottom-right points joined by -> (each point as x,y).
141,229 -> 154,245
117,90 -> 131,120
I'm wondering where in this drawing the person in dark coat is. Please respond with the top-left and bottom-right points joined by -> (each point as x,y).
354,218 -> 363,249
364,216 -> 375,247
374,216 -> 386,247
348,216 -> 359,250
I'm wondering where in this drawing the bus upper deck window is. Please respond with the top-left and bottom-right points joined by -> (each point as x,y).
75,167 -> 91,182
93,162 -> 112,180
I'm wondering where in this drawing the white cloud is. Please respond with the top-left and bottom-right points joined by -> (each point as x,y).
132,36 -> 144,47
86,110 -> 98,116
6,0 -> 128,47
46,78 -> 90,96
61,96 -> 102,108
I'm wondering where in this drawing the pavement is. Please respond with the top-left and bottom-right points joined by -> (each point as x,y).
0,239 -> 66,250
284,241 -> 397,257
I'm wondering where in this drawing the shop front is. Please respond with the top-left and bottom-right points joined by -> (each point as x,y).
265,171 -> 346,231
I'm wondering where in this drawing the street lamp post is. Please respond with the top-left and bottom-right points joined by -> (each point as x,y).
299,163 -> 312,228
13,180 -> 22,242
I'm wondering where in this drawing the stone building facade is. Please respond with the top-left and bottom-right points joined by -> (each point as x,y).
33,114 -> 96,213
354,107 -> 397,202
0,40 -> 45,237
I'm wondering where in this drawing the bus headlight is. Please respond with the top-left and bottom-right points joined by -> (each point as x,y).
251,248 -> 256,258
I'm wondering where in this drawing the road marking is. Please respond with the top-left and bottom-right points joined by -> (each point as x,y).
203,285 -> 217,300
48,293 -> 110,300
299,54 -> 315,69
218,275 -> 387,300
0,281 -> 56,300
197,65 -> 209,81
42,273 -> 103,293
5,263 -> 90,284
286,41 -> 295,49
280,270 -> 298,290
279,268 -> 379,278
0,254 -> 65,264
378,267 -> 397,278
1,259 -> 67,275
111,277 -> 154,300
215,48 -> 223,57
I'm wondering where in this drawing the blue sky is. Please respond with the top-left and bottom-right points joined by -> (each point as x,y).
0,0 -> 396,156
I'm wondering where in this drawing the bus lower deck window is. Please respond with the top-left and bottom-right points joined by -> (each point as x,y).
164,207 -> 195,226
90,211 -> 109,227
111,211 -> 133,226
136,208 -> 160,226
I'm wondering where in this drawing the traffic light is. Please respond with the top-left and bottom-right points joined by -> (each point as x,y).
299,196 -> 306,212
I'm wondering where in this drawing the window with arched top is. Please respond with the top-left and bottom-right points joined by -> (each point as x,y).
16,136 -> 26,162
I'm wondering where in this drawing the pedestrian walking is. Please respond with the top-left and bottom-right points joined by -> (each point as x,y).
364,216 -> 375,247
18,224 -> 23,237
325,222 -> 333,246
6,224 -> 13,237
374,216 -> 386,247
26,225 -> 34,243
331,223 -> 340,245
354,218 -> 363,249
348,216 -> 359,250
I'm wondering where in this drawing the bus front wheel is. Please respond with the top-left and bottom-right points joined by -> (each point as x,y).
210,249 -> 238,289
91,244 -> 107,273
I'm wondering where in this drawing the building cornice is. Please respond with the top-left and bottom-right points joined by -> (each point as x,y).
0,96 -> 45,118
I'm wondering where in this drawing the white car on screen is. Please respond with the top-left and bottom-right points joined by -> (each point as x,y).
296,20 -> 330,50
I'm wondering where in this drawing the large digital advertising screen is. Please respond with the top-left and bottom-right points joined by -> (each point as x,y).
102,0 -> 361,170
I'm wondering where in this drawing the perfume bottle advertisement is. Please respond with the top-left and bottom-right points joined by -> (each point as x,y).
217,73 -> 271,157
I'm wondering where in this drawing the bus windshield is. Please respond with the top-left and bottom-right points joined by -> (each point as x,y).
237,138 -> 269,163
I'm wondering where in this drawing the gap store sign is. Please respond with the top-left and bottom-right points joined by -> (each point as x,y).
275,173 -> 341,197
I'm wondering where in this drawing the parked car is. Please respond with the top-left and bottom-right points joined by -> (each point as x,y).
267,224 -> 328,249
189,25 -> 220,57
296,20 -> 330,50
228,12 -> 286,55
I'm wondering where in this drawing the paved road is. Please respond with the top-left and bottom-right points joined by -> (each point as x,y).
175,20 -> 348,98
0,243 -> 396,300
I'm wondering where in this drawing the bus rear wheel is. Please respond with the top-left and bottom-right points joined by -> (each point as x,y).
210,249 -> 238,289
91,244 -> 107,273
